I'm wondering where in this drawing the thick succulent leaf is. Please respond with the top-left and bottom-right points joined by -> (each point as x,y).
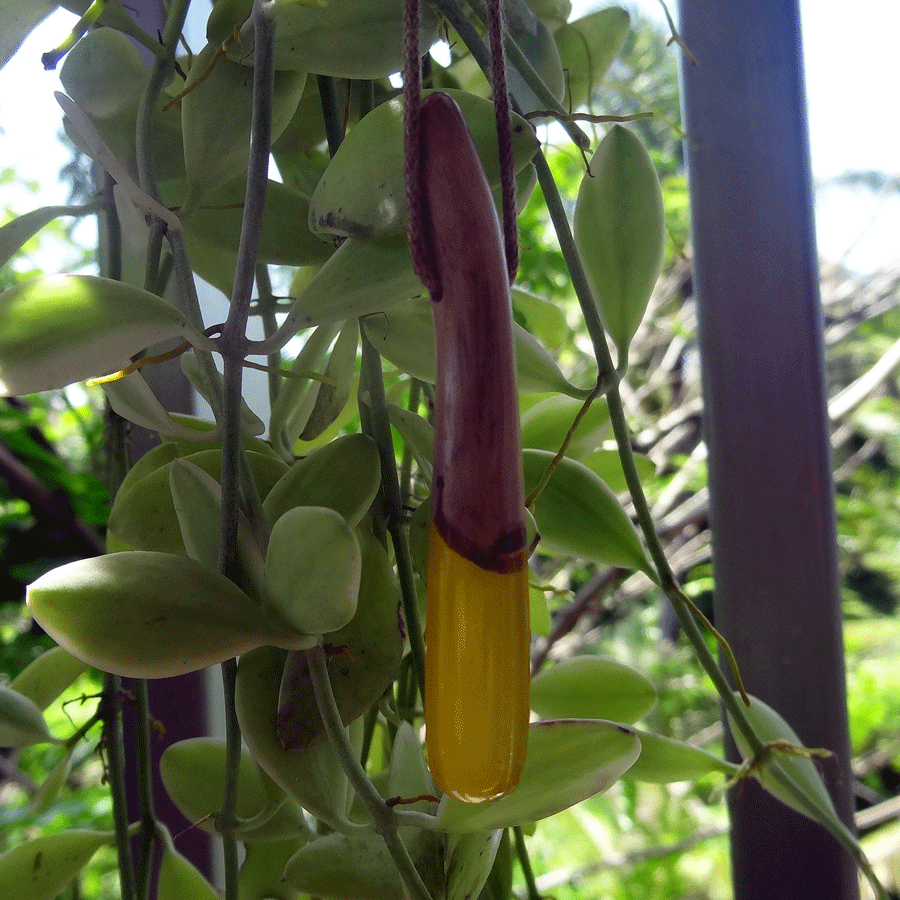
625,730 -> 738,784
26,552 -> 307,678
275,535 -> 403,751
512,286 -> 569,351
0,830 -> 114,900
108,448 -> 285,555
168,458 -> 268,601
519,393 -> 610,458
212,0 -> 440,78
0,0 -> 54,70
264,433 -> 381,529
363,297 -> 585,396
0,207 -> 80,270
446,830 -> 504,900
102,371 -> 227,441
59,26 -> 147,118
523,450 -> 654,574
283,236 -> 422,329
161,738 -> 309,842
530,656 -> 657,723
158,836 -> 218,900
29,748 -> 74,816
265,506 -> 361,636
269,322 -> 342,447
0,684 -> 56,747
10,646 -> 87,711
235,646 -> 357,831
299,319 -> 359,441
729,693 -> 846,833
309,92 -> 537,239
386,404 -> 434,481
580,447 -> 655,495
437,719 -> 640,832
284,830 -> 405,900
555,7 -> 630,110
0,275 -> 210,395
574,125 -> 665,361
239,840 -> 308,900
505,0 -> 565,112
182,43 -> 306,200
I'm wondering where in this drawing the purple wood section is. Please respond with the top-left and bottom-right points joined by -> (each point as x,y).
677,2 -> 859,897
418,92 -> 526,573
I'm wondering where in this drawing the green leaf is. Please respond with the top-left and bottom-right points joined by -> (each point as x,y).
554,7 -> 631,110
364,297 -> 585,396
276,534 -> 403,751
29,748 -> 74,816
213,0 -> 441,79
10,646 -> 87,711
239,840 -> 308,900
530,656 -> 657,723
300,319 -> 359,440
181,43 -> 305,200
284,829 -> 405,900
161,738 -> 309,842
0,0 -> 54,70
437,720 -> 640,832
284,236 -> 422,329
26,552 -> 308,678
446,830 -> 503,900
158,837 -> 218,900
235,646 -> 357,831
520,393 -> 610,458
386,403 -> 434,480
0,830 -> 113,900
580,447 -> 655,495
0,684 -> 56,747
264,433 -> 381,529
523,450 -> 653,574
108,448 -> 286,555
729,694 -> 847,834
168,458 -> 268,601
625,730 -> 738,783
0,274 -> 212,395
265,506 -> 361,636
0,207 -> 79,270
505,0 -> 565,111
309,91 -> 537,239
574,125 -> 665,362
59,26 -> 148,118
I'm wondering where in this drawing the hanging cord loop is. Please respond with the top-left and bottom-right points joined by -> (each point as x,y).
404,0 -> 520,292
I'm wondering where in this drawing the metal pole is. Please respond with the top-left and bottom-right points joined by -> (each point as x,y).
676,2 -> 859,897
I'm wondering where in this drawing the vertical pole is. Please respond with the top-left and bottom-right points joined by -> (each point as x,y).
676,3 -> 859,898
116,0 -> 212,882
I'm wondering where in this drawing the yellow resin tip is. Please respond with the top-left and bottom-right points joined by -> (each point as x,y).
424,525 -> 530,803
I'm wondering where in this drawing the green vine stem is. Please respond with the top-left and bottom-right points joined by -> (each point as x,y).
513,826 -> 541,900
211,5 -> 279,900
254,263 -> 282,405
360,329 -> 427,697
133,680 -> 156,900
135,0 -> 190,208
317,74 -> 345,156
101,673 -> 136,900
305,643 -> 435,900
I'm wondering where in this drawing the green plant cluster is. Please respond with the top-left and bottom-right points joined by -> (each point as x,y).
0,2 -> 897,900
